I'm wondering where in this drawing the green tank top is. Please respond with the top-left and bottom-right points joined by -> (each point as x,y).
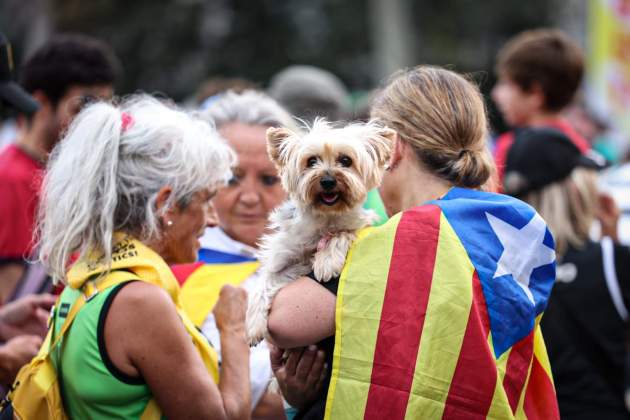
52,281 -> 153,419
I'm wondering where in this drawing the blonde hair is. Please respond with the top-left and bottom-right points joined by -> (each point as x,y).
523,168 -> 598,257
371,65 -> 495,189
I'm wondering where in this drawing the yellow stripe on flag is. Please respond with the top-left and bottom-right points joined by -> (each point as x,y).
180,261 -> 259,326
532,319 -> 554,385
486,345 -> 515,418
403,213 -> 475,419
324,217 -> 399,420
515,364 -> 533,418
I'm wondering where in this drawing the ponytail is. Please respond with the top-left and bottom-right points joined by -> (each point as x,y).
37,95 -> 235,284
37,103 -> 123,282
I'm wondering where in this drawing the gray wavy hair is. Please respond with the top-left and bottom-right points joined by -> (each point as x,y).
37,95 -> 235,284
201,89 -> 299,131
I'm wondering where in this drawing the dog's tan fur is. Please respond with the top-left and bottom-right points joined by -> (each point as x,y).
245,119 -> 394,345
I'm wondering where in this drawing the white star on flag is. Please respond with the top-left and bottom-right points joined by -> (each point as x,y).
486,212 -> 556,305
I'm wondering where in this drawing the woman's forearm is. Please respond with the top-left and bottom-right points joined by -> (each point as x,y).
218,326 -> 251,420
268,277 -> 336,348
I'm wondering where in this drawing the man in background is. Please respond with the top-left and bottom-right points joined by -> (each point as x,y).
0,32 -> 58,388
0,33 -> 119,301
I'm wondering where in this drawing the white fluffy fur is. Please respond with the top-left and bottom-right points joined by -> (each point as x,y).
246,119 -> 394,345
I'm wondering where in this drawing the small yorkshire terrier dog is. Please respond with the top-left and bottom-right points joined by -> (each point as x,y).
246,119 -> 394,345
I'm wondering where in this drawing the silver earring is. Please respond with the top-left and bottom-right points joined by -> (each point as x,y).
166,220 -> 173,227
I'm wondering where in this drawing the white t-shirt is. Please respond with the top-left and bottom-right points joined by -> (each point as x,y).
198,227 -> 271,409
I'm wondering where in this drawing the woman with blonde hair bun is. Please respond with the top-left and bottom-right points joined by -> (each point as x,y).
36,95 -> 250,419
268,66 -> 560,419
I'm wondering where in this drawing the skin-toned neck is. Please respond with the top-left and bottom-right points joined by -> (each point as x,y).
144,238 -> 170,264
525,109 -> 563,127
382,137 -> 453,216
15,114 -> 52,163
398,158 -> 452,212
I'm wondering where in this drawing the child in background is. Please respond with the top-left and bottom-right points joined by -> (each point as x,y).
492,28 -> 589,188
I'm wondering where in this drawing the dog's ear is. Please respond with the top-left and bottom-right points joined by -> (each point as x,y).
366,127 -> 396,168
266,127 -> 294,167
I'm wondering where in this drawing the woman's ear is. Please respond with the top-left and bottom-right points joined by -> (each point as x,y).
155,186 -> 174,226
387,131 -> 405,171
528,82 -> 546,110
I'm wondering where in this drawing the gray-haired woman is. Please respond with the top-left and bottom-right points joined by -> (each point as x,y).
175,90 -> 316,418
37,95 -> 250,419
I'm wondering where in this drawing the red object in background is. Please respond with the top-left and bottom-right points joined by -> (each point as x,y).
493,118 -> 590,192
52,283 -> 64,295
171,262 -> 204,286
0,144 -> 43,260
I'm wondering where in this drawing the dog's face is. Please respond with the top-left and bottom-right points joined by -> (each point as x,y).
267,120 -> 394,215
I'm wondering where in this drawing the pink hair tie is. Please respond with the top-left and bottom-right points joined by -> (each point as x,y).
121,112 -> 134,133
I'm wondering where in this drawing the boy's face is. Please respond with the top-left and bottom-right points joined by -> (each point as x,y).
491,76 -> 542,127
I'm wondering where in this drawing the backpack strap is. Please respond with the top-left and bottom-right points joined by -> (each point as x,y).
48,270 -> 141,353
52,270 -> 162,419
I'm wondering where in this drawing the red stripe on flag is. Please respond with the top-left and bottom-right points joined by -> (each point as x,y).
523,356 -> 560,420
503,330 -> 534,413
171,262 -> 204,286
442,271 -> 497,419
363,205 -> 442,420
472,270 -> 491,338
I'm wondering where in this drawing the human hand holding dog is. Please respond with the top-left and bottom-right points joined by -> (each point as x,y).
270,344 -> 327,410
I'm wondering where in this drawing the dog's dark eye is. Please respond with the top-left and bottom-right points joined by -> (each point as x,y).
307,157 -> 318,168
338,155 -> 352,167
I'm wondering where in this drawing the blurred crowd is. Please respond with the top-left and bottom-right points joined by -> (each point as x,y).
0,25 -> 629,420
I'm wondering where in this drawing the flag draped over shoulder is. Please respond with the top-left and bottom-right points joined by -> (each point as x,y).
325,188 -> 559,420
172,243 -> 259,327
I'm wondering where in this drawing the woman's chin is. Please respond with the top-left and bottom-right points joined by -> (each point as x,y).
230,227 -> 263,248
177,241 -> 201,265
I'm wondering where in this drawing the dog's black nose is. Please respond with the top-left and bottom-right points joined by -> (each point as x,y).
320,175 -> 337,190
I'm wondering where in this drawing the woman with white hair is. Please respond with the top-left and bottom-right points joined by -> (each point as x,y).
38,95 -> 250,419
173,89 -> 323,418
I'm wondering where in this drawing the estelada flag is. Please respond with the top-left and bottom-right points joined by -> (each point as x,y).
325,188 -> 559,419
172,239 -> 259,327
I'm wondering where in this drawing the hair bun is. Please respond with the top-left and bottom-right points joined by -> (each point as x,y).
448,148 -> 493,188
370,66 -> 495,190
458,149 -> 472,159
